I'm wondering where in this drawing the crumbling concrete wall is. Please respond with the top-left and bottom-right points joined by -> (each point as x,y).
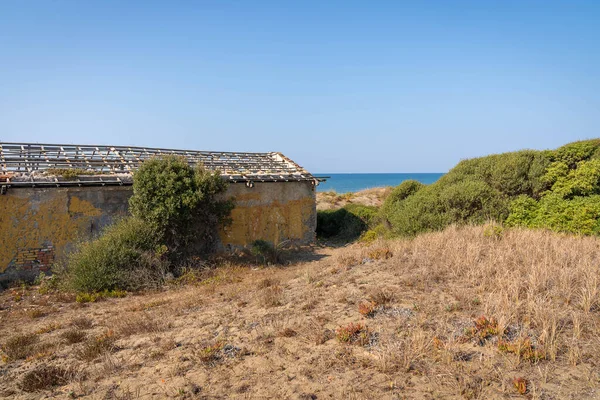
219,181 -> 316,248
0,186 -> 131,284
0,181 -> 316,284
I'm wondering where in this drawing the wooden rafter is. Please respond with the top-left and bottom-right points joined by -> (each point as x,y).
0,142 -> 319,186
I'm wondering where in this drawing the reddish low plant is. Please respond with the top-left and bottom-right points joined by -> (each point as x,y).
358,301 -> 377,317
335,322 -> 370,345
512,377 -> 528,395
499,337 -> 545,363
463,315 -> 502,341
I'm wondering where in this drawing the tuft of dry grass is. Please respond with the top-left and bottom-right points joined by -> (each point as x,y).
366,245 -> 393,260
335,253 -> 360,269
71,316 -> 94,329
20,365 -> 72,392
26,308 -> 47,319
367,286 -> 396,306
278,328 -> 297,338
35,323 -> 62,335
114,313 -> 168,336
77,331 -> 117,361
61,329 -> 87,344
2,333 -> 39,361
260,285 -> 284,308
256,278 -> 278,289
375,329 -> 433,373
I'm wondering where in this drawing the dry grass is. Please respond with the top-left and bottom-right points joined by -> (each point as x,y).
77,331 -> 117,361
71,316 -> 94,329
367,286 -> 396,306
114,312 -> 167,336
61,329 -> 87,344
256,277 -> 278,289
35,322 -> 62,335
259,284 -> 284,308
395,225 -> 600,363
20,365 -> 72,392
26,308 -> 47,319
1,333 -> 39,361
335,253 -> 360,268
1,225 -> 600,398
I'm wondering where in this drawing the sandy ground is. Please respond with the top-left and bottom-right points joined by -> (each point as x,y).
1,226 -> 600,399
316,187 -> 391,210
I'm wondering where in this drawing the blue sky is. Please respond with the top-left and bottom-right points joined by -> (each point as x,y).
1,1 -> 598,172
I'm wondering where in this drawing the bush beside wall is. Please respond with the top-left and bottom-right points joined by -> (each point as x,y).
64,156 -> 232,293
66,218 -> 166,292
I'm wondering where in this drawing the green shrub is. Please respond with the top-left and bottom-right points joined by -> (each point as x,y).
383,179 -> 508,237
380,139 -> 600,237
46,168 -> 97,180
129,155 -> 233,256
501,139 -> 600,235
66,218 -> 167,292
251,240 -> 282,265
550,159 -> 600,199
378,150 -> 551,237
551,139 -> 600,167
359,229 -> 379,244
65,156 -> 234,293
380,180 -> 424,220
383,185 -> 446,236
317,204 -> 378,241
504,195 -> 539,227
75,289 -> 127,303
344,203 -> 378,224
439,150 -> 551,198
438,179 -> 508,223
507,194 -> 600,235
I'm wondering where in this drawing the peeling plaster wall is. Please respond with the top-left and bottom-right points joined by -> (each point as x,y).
219,181 -> 316,248
0,181 -> 316,283
0,186 -> 130,284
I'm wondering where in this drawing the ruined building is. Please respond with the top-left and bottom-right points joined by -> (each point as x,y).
0,142 -> 320,284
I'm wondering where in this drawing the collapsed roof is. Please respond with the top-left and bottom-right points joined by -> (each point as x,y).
0,142 -> 320,187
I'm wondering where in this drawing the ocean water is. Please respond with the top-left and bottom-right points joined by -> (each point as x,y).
316,173 -> 444,193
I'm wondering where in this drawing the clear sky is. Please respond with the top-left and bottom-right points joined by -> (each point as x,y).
1,1 -> 598,172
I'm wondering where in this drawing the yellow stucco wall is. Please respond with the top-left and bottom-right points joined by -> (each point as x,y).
220,197 -> 315,246
0,181 -> 316,282
0,187 -> 131,281
0,192 -> 100,273
218,181 -> 316,247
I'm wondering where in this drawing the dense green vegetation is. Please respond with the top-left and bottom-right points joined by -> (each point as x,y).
376,139 -> 600,237
66,218 -> 166,292
129,155 -> 233,258
65,156 -> 233,292
317,204 -> 378,242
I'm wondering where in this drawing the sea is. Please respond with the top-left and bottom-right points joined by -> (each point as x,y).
315,173 -> 444,193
